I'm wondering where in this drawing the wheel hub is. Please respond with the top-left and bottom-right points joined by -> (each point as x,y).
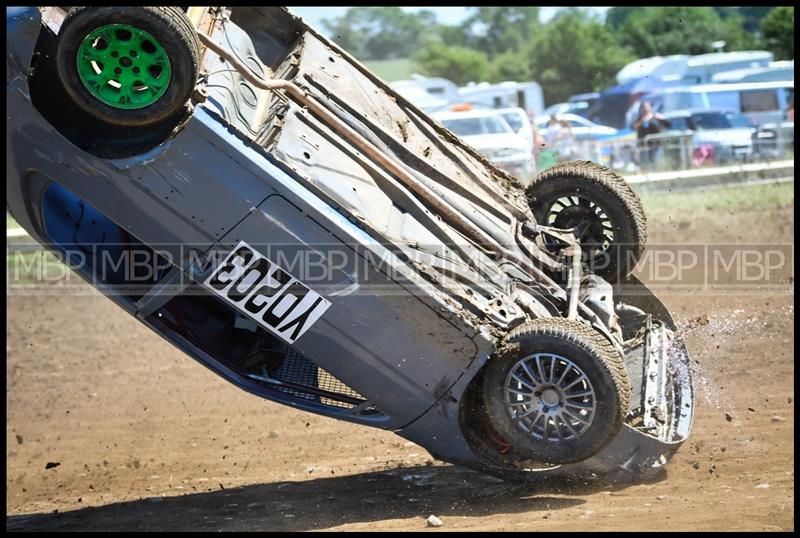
540,387 -> 561,406
504,353 -> 597,443
76,23 -> 172,109
545,195 -> 615,254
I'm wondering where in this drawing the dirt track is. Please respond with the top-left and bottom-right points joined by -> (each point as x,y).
6,192 -> 794,531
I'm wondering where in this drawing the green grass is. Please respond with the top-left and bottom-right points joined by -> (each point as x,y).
363,57 -> 418,82
640,180 -> 794,218
7,213 -> 18,228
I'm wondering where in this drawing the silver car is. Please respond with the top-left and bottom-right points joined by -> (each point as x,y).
662,109 -> 756,163
433,109 -> 536,184
7,6 -> 693,482
536,113 -> 618,141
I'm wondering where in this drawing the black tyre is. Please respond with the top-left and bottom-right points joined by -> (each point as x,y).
55,6 -> 199,127
482,318 -> 630,464
527,160 -> 647,281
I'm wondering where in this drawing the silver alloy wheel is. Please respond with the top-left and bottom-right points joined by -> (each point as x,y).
547,195 -> 615,251
504,352 -> 597,443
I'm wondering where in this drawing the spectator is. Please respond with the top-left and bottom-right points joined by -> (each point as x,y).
543,116 -> 575,161
786,97 -> 794,122
633,100 -> 671,171
528,110 -> 546,157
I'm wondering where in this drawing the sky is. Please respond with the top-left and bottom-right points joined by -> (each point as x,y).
287,6 -> 611,35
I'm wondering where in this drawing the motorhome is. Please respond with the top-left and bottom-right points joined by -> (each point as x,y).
681,51 -> 773,84
389,74 -> 460,112
711,61 -> 794,83
616,55 -> 690,85
391,76 -> 545,119
626,80 -> 794,128
458,81 -> 545,117
389,80 -> 450,113
616,51 -> 775,87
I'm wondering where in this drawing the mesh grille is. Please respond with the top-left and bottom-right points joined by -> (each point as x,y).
154,290 -> 379,414
271,347 -> 367,410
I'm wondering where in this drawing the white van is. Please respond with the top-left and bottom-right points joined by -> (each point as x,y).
627,81 -> 794,128
390,82 -> 451,113
458,81 -> 545,117
390,75 -> 461,112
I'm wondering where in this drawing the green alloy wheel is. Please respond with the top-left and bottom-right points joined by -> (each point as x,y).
76,23 -> 172,110
56,7 -> 199,127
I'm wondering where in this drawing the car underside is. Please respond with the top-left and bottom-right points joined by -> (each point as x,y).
7,6 -> 694,481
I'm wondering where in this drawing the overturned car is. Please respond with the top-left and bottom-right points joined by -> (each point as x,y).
6,6 -> 693,481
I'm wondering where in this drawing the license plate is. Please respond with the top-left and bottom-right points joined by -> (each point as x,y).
203,241 -> 332,344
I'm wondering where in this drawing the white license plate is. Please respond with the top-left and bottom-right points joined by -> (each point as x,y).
203,241 -> 332,344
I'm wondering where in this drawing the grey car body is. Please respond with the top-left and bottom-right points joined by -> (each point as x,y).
7,6 -> 693,480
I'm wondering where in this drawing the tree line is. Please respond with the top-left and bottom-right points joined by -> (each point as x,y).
322,6 -> 794,105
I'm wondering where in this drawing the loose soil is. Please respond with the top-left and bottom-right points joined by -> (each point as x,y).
6,187 -> 794,531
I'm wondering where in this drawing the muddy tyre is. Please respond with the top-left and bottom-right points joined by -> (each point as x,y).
482,318 -> 630,464
55,6 -> 199,127
526,160 -> 647,281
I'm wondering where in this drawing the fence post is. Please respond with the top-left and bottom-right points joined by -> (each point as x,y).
682,133 -> 692,170
777,123 -> 786,158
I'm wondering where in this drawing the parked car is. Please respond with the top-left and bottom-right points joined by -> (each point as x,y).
754,120 -> 794,158
567,92 -> 600,119
543,98 -> 597,120
536,113 -> 618,141
543,101 -> 572,118
662,109 -> 756,164
495,106 -> 535,152
433,109 -> 536,183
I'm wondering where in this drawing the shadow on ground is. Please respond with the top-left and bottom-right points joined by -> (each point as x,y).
6,464 -> 654,531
